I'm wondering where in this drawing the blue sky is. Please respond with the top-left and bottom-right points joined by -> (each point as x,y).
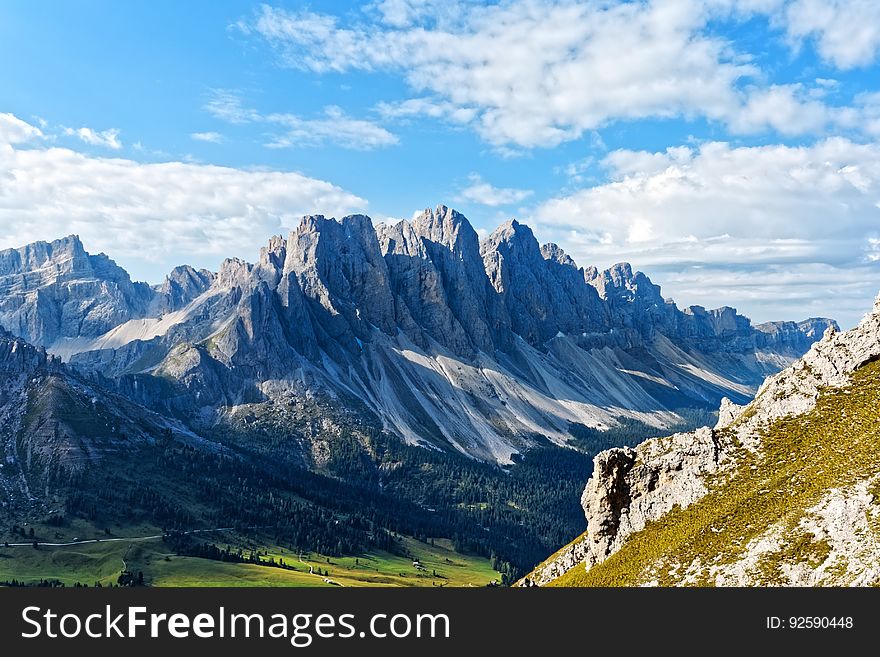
1,0 -> 879,327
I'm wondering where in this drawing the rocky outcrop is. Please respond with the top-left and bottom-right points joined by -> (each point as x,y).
578,427 -> 733,568
525,426 -> 733,585
530,292 -> 880,585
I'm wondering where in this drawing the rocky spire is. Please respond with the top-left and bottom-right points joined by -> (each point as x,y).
481,219 -> 606,344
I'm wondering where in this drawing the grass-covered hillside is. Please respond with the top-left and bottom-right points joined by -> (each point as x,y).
550,359 -> 880,587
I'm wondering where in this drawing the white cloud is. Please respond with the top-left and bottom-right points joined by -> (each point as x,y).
0,112 -> 44,144
0,114 -> 368,283
456,173 -> 533,207
367,0 -> 470,28
265,106 -> 398,150
781,0 -> 880,69
246,2 -> 761,147
856,92 -> 880,138
245,1 -> 865,148
204,89 -> 261,124
532,138 -> 880,327
536,138 -> 880,262
63,126 -> 122,150
376,97 -> 478,125
204,90 -> 397,150
191,131 -> 225,143
728,84 -> 837,135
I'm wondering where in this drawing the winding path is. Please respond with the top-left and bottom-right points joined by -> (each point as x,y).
298,552 -> 343,586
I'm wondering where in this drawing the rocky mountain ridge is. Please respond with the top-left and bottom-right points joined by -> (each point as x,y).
526,293 -> 880,586
0,206 -> 836,462
0,236 -> 215,351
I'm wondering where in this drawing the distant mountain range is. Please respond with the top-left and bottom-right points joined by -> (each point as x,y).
0,205 -> 835,463
0,206 -> 838,583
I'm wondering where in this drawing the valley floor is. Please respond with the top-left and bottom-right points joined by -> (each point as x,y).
0,522 -> 500,588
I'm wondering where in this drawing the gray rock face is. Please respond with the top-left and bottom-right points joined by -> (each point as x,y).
0,236 -> 155,347
754,317 -> 839,355
407,205 -> 501,353
481,220 -> 607,345
0,326 -> 50,375
526,425 -> 730,586
532,292 -> 880,584
156,265 -> 215,313
579,426 -> 730,567
0,207 -> 836,464
0,236 -> 221,349
378,218 -> 474,356
585,262 -> 676,340
286,214 -> 397,354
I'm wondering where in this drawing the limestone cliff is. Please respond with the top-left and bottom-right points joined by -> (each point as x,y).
526,293 -> 880,586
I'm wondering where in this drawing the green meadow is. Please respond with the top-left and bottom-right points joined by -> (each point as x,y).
0,526 -> 500,588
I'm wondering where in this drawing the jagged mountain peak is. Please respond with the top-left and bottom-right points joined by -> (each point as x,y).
585,261 -> 662,303
157,264 -> 216,313
6,233 -> 83,252
216,257 -> 253,288
0,233 -> 87,275
482,217 -> 537,251
261,234 -> 287,255
412,203 -> 469,231
588,261 -> 635,284
540,242 -> 577,268
409,204 -> 482,261
297,212 -> 376,235
0,234 -> 157,347
797,316 -> 841,338
0,325 -> 51,373
608,261 -> 634,276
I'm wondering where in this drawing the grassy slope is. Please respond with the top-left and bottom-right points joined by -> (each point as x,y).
551,360 -> 880,586
0,530 -> 500,588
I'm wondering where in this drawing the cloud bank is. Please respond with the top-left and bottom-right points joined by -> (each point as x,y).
0,114 -> 367,283
533,138 -> 880,327
242,0 -> 877,149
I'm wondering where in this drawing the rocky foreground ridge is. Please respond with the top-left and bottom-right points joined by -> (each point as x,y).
526,293 -> 880,586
